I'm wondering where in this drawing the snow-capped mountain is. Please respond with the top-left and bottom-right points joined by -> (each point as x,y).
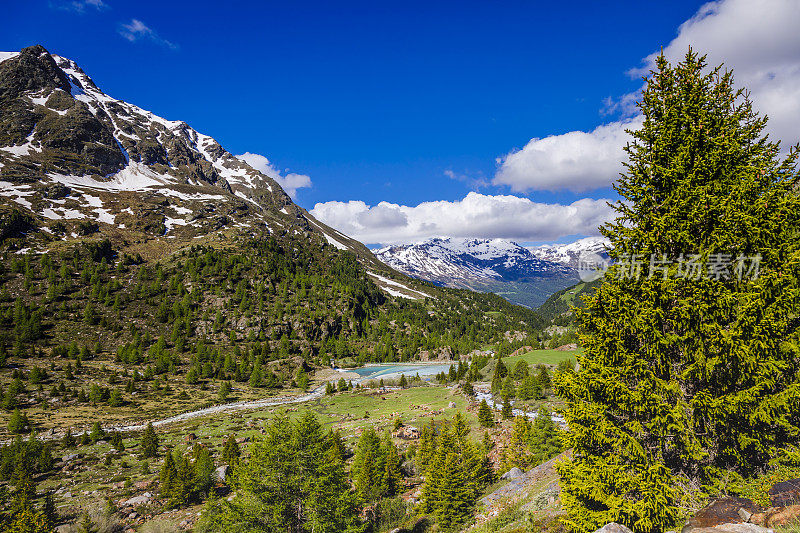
374,237 -> 578,307
0,45 -> 437,299
529,237 -> 611,268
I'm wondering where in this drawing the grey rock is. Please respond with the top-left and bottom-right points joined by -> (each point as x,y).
690,523 -> 774,533
500,467 -> 524,480
213,464 -> 228,482
593,523 -> 633,533
123,492 -> 152,506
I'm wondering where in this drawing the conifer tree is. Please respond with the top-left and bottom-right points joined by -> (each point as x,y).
555,50 -> 800,533
89,421 -> 104,443
140,422 -> 159,458
420,413 -> 490,529
77,513 -> 96,533
501,396 -> 512,420
222,435 -> 240,466
62,428 -> 75,448
490,358 -> 506,393
198,412 -> 362,533
528,409 -> 562,466
159,448 -> 177,497
8,408 -> 29,434
478,399 -> 494,428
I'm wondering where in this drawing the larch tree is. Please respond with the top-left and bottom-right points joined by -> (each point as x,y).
555,50 -> 800,533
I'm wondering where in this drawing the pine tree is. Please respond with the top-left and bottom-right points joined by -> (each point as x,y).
528,409 -> 562,465
501,396 -> 512,420
352,427 -> 384,502
512,360 -> 529,380
42,492 -> 57,530
218,380 -> 232,401
198,412 -> 363,532
555,50 -> 800,533
78,513 -> 95,533
501,375 -> 516,399
420,413 -> 489,529
8,408 -> 26,434
140,422 -> 159,458
222,434 -> 240,466
380,431 -> 403,498
478,399 -> 494,428
490,358 -> 506,393
502,416 -> 532,472
62,428 -> 75,448
159,448 -> 177,497
89,421 -> 104,443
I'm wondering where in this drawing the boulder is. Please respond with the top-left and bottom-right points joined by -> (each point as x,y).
448,401 -> 456,409
62,453 -> 81,463
769,478 -> 800,507
686,497 -> 762,529
593,523 -> 633,533
214,464 -> 229,482
690,524 -> 772,533
500,467 -> 524,480
752,504 -> 800,528
123,492 -> 152,507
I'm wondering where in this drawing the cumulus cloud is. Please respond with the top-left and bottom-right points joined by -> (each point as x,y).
495,0 -> 800,193
236,152 -> 312,199
310,192 -> 614,245
118,19 -> 178,50
493,117 -> 642,193
631,0 -> 800,145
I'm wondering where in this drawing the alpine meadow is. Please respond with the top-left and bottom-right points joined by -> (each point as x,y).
1,2 -> 800,533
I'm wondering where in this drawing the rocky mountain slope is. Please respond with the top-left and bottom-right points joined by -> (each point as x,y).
374,237 -> 580,308
528,236 -> 610,269
0,45 -> 434,296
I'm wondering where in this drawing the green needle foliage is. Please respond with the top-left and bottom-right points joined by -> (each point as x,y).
198,412 -> 363,533
140,422 -> 159,458
419,412 -> 492,530
556,49 -> 800,533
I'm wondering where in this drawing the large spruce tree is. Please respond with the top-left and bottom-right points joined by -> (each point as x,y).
198,412 -> 363,533
555,50 -> 800,533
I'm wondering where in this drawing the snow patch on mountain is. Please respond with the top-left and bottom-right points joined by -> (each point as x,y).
529,237 -> 610,268
375,237 -> 572,285
0,51 -> 19,64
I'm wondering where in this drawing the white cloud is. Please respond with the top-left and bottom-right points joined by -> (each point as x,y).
52,0 -> 107,12
236,152 -> 312,199
631,0 -> 800,145
495,0 -> 800,193
118,19 -> 178,50
444,169 -> 490,190
310,192 -> 614,245
493,117 -> 642,193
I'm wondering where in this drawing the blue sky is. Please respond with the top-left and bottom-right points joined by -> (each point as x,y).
4,0 -> 798,245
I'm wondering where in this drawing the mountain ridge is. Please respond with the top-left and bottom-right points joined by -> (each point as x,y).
0,45 -> 437,296
374,237 -> 587,307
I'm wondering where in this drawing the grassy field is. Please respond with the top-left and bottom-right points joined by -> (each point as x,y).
504,348 -> 581,368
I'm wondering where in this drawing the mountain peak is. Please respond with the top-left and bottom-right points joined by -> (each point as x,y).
375,237 -> 577,307
0,46 -> 382,273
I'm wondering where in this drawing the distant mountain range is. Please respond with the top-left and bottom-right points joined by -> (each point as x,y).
374,237 -> 610,308
527,236 -> 611,268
